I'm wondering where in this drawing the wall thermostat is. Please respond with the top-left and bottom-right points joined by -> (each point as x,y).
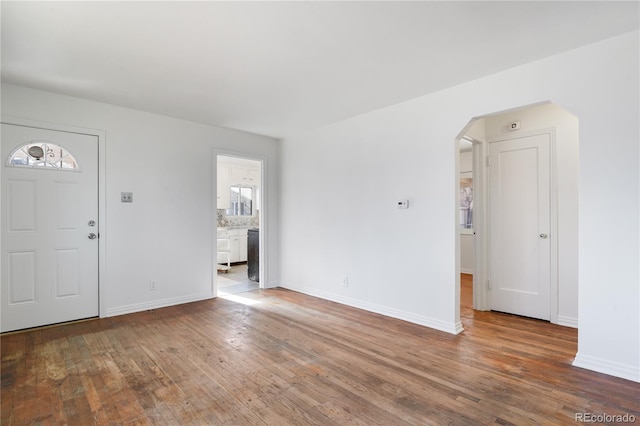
397,200 -> 409,209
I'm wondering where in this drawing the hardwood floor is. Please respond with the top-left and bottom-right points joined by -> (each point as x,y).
2,276 -> 639,425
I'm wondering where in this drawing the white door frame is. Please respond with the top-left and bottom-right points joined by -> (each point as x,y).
461,128 -> 559,323
1,116 -> 107,318
213,149 -> 268,295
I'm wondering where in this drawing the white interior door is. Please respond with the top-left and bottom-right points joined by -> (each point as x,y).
1,124 -> 99,332
489,133 -> 550,320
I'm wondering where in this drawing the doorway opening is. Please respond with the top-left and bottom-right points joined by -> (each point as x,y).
215,155 -> 263,296
455,102 -> 579,329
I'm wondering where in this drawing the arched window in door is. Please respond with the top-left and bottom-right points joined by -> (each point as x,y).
6,141 -> 80,171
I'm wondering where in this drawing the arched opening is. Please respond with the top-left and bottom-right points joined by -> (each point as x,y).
455,101 -> 579,331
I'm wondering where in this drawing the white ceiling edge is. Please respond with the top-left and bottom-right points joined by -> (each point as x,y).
2,2 -> 638,139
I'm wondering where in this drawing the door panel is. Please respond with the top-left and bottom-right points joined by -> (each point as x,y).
56,249 -> 80,297
8,179 -> 36,231
8,251 -> 37,303
489,133 -> 550,320
56,182 -> 81,229
1,124 -> 99,332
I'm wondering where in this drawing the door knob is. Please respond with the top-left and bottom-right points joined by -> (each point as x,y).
539,234 -> 548,239
88,220 -> 96,227
88,233 -> 98,240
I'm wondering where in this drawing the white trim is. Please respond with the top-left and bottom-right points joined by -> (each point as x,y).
573,353 -> 640,383
454,137 -> 462,324
548,129 -> 559,324
1,116 -> 107,319
460,268 -> 473,275
472,137 -> 490,310
281,282 -> 464,335
265,280 -> 280,289
104,292 -> 212,317
556,315 -> 578,328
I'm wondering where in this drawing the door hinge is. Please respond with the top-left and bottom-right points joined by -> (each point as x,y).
487,279 -> 492,290
486,156 -> 491,167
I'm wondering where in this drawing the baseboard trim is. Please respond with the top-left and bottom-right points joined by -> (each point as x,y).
573,352 -> 640,383
104,292 -> 214,318
280,282 -> 463,335
556,315 -> 578,328
265,280 -> 280,289
460,268 -> 473,275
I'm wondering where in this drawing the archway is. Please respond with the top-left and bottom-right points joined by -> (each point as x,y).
455,102 -> 579,328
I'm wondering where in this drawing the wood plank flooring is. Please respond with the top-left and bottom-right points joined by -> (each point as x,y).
2,275 -> 639,424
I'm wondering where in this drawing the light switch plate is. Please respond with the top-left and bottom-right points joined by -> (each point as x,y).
121,192 -> 133,203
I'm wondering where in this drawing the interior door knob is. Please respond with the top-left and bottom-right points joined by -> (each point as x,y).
539,234 -> 548,239
88,233 -> 98,240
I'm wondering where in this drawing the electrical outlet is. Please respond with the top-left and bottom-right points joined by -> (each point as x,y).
121,192 -> 133,203
150,281 -> 157,291
342,276 -> 349,287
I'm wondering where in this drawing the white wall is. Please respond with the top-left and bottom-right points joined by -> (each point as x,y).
459,150 -> 473,173
280,31 -> 639,382
459,234 -> 474,274
1,84 -> 280,316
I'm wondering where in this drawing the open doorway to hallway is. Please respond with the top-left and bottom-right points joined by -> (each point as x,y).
458,136 -> 475,319
456,102 -> 579,328
216,155 -> 262,296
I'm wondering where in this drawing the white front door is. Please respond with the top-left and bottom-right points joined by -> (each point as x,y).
489,133 -> 551,320
1,124 -> 99,332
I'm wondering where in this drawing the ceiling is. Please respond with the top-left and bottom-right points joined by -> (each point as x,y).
2,1 -> 638,139
218,155 -> 260,169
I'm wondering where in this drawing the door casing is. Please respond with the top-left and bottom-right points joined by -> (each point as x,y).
1,116 -> 107,321
213,150 -> 268,295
